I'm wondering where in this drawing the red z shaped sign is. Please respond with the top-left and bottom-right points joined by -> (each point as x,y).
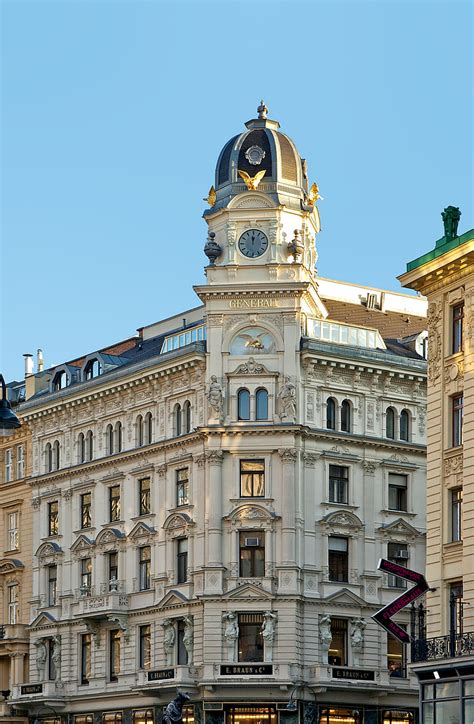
372,558 -> 429,643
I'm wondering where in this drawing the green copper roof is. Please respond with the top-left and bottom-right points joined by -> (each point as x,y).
406,228 -> 474,272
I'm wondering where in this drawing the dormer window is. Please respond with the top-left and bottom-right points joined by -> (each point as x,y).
53,371 -> 68,391
84,359 -> 102,380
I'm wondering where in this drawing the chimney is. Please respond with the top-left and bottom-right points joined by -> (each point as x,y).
23,353 -> 34,377
37,349 -> 44,372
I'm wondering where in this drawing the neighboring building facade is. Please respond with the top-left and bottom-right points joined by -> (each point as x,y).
400,208 -> 474,723
10,105 -> 427,724
1,380 -> 32,724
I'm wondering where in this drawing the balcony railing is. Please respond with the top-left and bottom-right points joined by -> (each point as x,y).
412,632 -> 474,662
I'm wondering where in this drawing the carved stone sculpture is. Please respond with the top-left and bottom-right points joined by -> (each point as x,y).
222,611 -> 239,662
319,615 -> 332,662
183,616 -> 194,664
278,377 -> 297,422
207,376 -> 223,420
261,611 -> 277,662
51,635 -> 61,681
35,639 -> 47,677
162,618 -> 176,666
350,618 -> 366,665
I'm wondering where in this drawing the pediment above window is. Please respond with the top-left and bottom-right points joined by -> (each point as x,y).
35,541 -> 63,562
163,512 -> 194,533
320,511 -> 363,533
222,582 -> 273,600
70,535 -> 95,553
323,587 -> 367,609
95,528 -> 125,547
226,504 -> 276,525
128,522 -> 156,543
377,518 -> 423,540
0,558 -> 24,575
30,611 -> 58,628
156,589 -> 189,609
229,358 -> 275,376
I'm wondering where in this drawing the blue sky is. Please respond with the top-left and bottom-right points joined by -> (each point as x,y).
1,0 -> 472,381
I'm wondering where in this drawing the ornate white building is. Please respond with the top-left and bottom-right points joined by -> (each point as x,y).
10,104 -> 427,724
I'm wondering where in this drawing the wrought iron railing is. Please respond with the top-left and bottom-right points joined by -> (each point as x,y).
411,631 -> 474,662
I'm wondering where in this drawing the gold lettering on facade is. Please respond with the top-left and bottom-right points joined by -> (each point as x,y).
229,298 -> 277,309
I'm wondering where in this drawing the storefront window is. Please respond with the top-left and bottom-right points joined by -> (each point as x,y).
328,618 -> 347,666
226,707 -> 275,724
74,717 -> 93,724
382,712 -> 414,724
318,709 -> 360,723
182,707 -> 195,724
238,613 -> 264,661
132,710 -> 154,724
103,714 -> 122,724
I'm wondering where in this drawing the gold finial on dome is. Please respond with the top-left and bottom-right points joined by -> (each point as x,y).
257,100 -> 268,119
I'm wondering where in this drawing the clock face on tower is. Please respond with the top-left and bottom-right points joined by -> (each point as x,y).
238,229 -> 269,258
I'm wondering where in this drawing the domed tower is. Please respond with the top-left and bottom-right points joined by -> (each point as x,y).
202,102 -> 321,281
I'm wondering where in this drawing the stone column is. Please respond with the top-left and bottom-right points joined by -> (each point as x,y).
279,449 -> 297,565
206,450 -> 224,566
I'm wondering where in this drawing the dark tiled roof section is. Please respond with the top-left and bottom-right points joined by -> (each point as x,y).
321,299 -> 426,339
384,339 -> 424,360
64,338 -> 139,368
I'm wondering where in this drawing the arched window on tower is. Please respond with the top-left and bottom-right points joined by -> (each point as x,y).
256,388 -> 269,420
144,412 -> 153,444
115,422 -> 123,453
174,404 -> 182,437
78,433 -> 85,464
106,424 -> 114,455
136,415 -> 144,447
53,441 -> 60,471
86,430 -> 93,461
326,398 -> 336,430
400,410 -> 410,442
237,389 -> 250,421
341,400 -> 351,433
386,407 -> 396,439
45,443 -> 53,473
183,401 -> 191,434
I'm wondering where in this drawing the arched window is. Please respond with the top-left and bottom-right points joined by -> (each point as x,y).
78,433 -> 85,463
136,415 -> 144,447
400,410 -> 410,442
326,397 -> 336,430
341,400 -> 351,433
53,441 -> 60,471
183,401 -> 191,434
174,404 -> 182,437
144,412 -> 153,444
115,422 -> 123,453
256,388 -> 268,420
45,443 -> 52,473
84,359 -> 102,380
106,424 -> 114,455
386,407 -> 396,439
86,430 -> 93,461
237,389 -> 250,421
52,371 -> 67,391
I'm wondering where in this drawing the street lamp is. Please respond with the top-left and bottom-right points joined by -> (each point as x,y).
0,374 -> 21,437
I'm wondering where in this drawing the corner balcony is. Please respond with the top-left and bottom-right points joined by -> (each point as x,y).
73,582 -> 129,620
0,624 -> 28,643
411,632 -> 474,662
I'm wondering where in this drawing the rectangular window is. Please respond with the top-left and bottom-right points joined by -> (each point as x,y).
16,445 -> 25,478
452,302 -> 464,354
8,583 -> 19,624
80,557 -> 92,592
240,460 -> 265,498
139,625 -> 151,669
109,486 -> 121,522
7,511 -> 19,550
48,501 -> 59,536
48,638 -> 56,680
451,488 -> 462,542
103,714 -> 122,724
109,629 -> 121,681
177,619 -> 188,665
329,618 -> 347,666
452,394 -> 463,447
329,465 -> 349,504
449,582 -> 463,635
75,716 -> 94,724
80,492 -> 92,529
387,631 -> 407,677
239,531 -> 265,577
177,539 -> 188,584
176,469 -> 189,507
108,551 -> 118,588
328,536 -> 349,582
387,543 -> 409,588
139,546 -> 151,590
132,712 -> 153,724
139,478 -> 151,515
238,613 -> 264,662
80,633 -> 91,684
388,473 -> 408,512
4,449 -> 12,482
48,565 -> 57,606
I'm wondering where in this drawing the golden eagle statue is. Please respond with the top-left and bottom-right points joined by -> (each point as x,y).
306,182 -> 323,206
238,169 -> 266,191
203,186 -> 216,207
